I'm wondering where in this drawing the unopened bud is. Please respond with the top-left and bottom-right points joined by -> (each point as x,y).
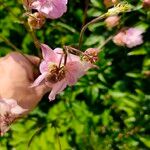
143,0 -> 150,8
105,15 -> 120,28
104,0 -> 119,8
28,12 -> 46,30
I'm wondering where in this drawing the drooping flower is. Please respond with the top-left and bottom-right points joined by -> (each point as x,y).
113,28 -> 144,48
32,44 -> 86,100
105,15 -> 120,29
0,98 -> 27,136
32,44 -> 99,101
31,0 -> 68,19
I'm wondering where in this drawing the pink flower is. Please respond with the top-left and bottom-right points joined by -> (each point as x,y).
0,98 -> 27,136
32,45 -> 99,101
123,28 -> 144,48
105,15 -> 120,29
113,28 -> 144,48
31,0 -> 68,19
32,44 -> 86,101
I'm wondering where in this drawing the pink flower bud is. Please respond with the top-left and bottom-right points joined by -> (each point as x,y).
105,15 -> 120,29
143,0 -> 150,8
113,31 -> 126,46
28,12 -> 46,29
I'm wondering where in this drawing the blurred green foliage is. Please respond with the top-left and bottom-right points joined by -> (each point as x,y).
0,0 -> 150,149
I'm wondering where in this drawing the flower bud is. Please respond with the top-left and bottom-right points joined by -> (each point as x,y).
105,15 -> 120,29
104,0 -> 118,8
28,12 -> 46,30
83,48 -> 99,63
143,0 -> 150,8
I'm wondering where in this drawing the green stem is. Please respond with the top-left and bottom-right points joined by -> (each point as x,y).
23,22 -> 42,58
98,35 -> 113,52
79,14 -> 107,48
0,34 -> 20,52
0,34 -> 39,66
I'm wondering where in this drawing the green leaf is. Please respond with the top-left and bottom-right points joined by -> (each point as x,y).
128,48 -> 147,56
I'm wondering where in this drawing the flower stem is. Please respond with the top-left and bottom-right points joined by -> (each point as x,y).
98,35 -> 113,52
0,34 -> 20,52
79,14 -> 107,48
0,34 -> 39,67
82,0 -> 90,27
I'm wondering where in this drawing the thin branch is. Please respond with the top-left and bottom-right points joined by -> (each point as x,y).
98,35 -> 113,52
0,34 -> 39,67
0,0 -> 41,57
23,22 -> 42,58
0,34 -> 20,52
79,14 -> 107,48
82,0 -> 90,27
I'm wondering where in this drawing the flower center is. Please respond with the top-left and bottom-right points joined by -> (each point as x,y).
45,64 -> 66,83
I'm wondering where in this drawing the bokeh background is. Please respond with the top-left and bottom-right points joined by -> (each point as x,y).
0,0 -> 150,149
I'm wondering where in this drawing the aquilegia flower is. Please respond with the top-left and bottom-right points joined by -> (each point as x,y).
31,0 -> 68,19
0,98 -> 27,136
113,27 -> 144,48
32,44 -> 98,101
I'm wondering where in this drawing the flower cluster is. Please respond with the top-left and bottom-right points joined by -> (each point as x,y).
113,27 -> 144,48
0,98 -> 27,136
32,44 -> 99,101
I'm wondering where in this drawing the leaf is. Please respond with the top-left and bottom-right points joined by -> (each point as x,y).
126,72 -> 142,78
128,48 -> 147,56
138,136 -> 150,148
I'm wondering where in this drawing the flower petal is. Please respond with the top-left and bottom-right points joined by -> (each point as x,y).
31,72 -> 47,87
11,105 -> 27,115
31,0 -> 68,19
41,44 -> 57,62
0,100 -> 10,115
48,79 -> 67,101
66,61 -> 85,85
39,61 -> 48,73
